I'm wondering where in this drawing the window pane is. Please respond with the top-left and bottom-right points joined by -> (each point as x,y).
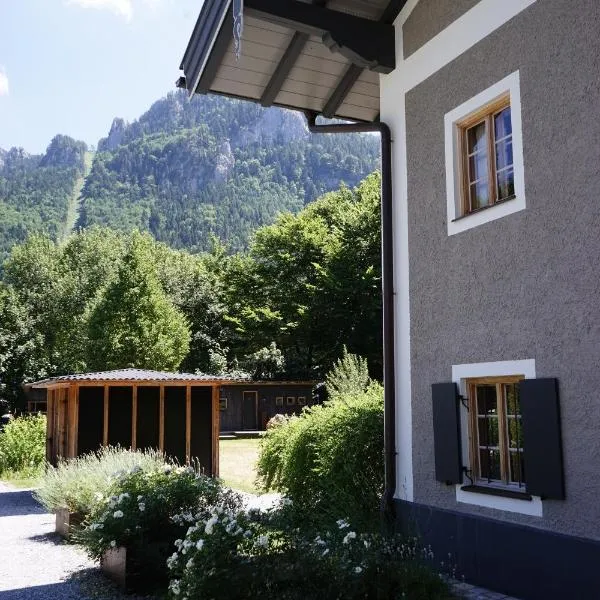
468,152 -> 488,183
469,180 -> 489,210
507,417 -> 523,449
494,107 -> 512,139
467,121 -> 487,153
509,450 -> 526,485
497,168 -> 515,200
505,384 -> 520,416
478,416 -> 499,447
495,138 -> 513,171
480,448 -> 502,481
476,385 -> 497,415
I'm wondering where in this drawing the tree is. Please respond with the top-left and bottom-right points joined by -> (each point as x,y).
0,285 -> 47,410
86,233 -> 190,371
243,342 -> 285,380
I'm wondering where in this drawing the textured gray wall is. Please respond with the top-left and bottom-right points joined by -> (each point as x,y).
405,0 -> 600,540
402,0 -> 480,58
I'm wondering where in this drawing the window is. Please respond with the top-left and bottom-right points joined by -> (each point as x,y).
444,71 -> 525,235
286,396 -> 295,406
219,397 -> 228,411
467,376 -> 524,489
459,98 -> 514,215
297,396 -> 306,406
275,396 -> 284,407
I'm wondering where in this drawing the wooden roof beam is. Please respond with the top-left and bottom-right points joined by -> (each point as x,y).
245,0 -> 395,73
260,0 -> 327,107
322,64 -> 362,118
260,32 -> 309,107
320,0 -> 408,118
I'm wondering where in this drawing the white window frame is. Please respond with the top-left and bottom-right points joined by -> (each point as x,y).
445,71 -> 526,236
452,359 -> 542,517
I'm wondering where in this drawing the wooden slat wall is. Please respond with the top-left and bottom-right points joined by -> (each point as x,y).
159,385 -> 165,452
46,389 -> 54,463
185,385 -> 191,463
68,384 -> 78,458
131,384 -> 138,450
103,385 -> 109,446
212,384 -> 219,477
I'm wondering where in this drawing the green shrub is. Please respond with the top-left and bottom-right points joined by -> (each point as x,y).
34,446 -> 166,515
75,465 -> 241,562
257,383 -> 384,527
325,346 -> 372,399
0,414 -> 46,477
167,503 -> 452,600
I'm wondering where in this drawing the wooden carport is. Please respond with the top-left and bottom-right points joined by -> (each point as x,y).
31,368 -> 246,476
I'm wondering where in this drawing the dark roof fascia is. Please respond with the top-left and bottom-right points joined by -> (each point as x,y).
222,380 -> 320,387
245,0 -> 395,73
181,0 -> 232,97
380,0 -> 409,24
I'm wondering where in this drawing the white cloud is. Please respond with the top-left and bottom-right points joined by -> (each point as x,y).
66,0 -> 134,21
0,69 -> 8,97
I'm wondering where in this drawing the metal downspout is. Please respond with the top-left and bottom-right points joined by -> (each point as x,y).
305,112 -> 397,527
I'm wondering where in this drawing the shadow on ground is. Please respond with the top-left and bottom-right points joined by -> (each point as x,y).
27,531 -> 65,546
0,490 -> 44,518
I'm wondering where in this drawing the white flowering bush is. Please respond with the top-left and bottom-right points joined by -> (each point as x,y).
167,502 -> 452,600
34,446 -> 166,515
75,464 -> 242,566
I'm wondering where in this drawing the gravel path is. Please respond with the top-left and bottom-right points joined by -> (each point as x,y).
0,482 -> 141,600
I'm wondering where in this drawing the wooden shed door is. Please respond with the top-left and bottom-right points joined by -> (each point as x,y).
242,391 -> 258,430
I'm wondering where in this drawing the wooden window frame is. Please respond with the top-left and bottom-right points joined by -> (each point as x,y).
467,375 -> 525,489
286,396 -> 295,406
457,94 -> 513,216
275,396 -> 284,407
219,397 -> 228,411
297,396 -> 306,406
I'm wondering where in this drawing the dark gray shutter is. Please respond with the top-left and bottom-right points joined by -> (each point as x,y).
520,378 -> 565,499
432,382 -> 463,484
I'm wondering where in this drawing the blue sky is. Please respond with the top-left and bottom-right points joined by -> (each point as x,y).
0,0 -> 202,153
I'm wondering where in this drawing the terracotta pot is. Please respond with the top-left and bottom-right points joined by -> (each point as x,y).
55,508 -> 84,538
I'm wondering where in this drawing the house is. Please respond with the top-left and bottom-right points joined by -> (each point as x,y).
31,368 -> 247,475
176,1 -> 600,598
219,381 -> 317,431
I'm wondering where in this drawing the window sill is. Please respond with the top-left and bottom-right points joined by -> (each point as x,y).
460,484 -> 532,501
451,195 -> 517,223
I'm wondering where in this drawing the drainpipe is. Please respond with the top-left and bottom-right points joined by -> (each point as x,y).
305,112 -> 396,527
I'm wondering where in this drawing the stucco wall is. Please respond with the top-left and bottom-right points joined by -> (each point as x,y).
403,0 -> 600,539
402,0 -> 480,58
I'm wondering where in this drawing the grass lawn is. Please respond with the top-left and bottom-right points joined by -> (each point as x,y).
0,472 -> 41,489
219,437 -> 262,494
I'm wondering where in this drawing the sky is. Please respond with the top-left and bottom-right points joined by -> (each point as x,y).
0,0 -> 202,154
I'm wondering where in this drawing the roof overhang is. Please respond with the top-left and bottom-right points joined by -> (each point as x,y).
178,0 -> 406,122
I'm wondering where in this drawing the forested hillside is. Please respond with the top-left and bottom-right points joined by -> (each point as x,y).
0,136 -> 87,261
79,92 -> 380,252
0,92 -> 379,258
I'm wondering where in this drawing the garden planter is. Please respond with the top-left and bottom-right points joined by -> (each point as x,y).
55,508 -> 84,538
101,542 -> 171,593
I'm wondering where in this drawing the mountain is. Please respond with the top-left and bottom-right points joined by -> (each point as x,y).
79,91 -> 380,252
0,136 -> 87,261
0,91 -> 380,259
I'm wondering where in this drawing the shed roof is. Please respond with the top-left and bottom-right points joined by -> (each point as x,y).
178,0 -> 406,122
30,368 -> 249,388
